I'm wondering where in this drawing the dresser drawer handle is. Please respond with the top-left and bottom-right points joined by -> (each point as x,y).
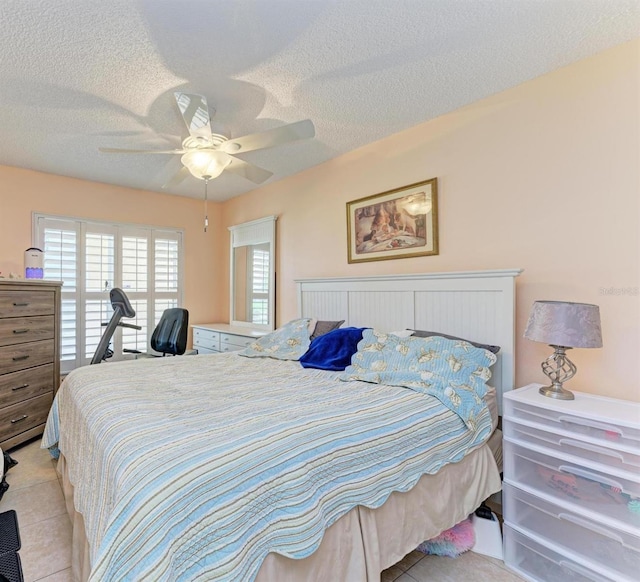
12,329 -> 29,335
12,302 -> 29,307
11,383 -> 29,391
10,415 -> 28,424
12,355 -> 30,362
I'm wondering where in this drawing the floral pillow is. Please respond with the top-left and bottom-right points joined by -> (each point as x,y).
240,318 -> 313,360
340,330 -> 497,429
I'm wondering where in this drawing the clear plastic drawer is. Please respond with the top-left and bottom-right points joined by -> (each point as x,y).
503,439 -> 640,530
503,397 -> 640,451
503,483 -> 640,579
503,418 -> 640,472
504,524 -> 624,582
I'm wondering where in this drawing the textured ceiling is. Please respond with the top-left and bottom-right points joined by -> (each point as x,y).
1,0 -> 638,202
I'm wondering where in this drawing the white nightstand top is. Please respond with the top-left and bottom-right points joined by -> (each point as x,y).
506,383 -> 640,429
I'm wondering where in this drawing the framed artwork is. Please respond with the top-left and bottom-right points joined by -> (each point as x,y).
346,177 -> 438,263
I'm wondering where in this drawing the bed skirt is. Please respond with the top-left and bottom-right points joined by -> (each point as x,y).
58,434 -> 501,582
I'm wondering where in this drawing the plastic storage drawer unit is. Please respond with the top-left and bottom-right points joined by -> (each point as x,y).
503,417 -> 640,472
503,482 -> 640,580
504,524 -> 627,582
503,395 -> 640,452
503,439 -> 640,530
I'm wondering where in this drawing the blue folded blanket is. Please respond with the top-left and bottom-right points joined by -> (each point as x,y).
300,327 -> 368,371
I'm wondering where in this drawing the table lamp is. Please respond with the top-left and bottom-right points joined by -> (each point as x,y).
524,301 -> 602,400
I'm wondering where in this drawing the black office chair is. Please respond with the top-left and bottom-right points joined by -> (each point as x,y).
149,308 -> 189,356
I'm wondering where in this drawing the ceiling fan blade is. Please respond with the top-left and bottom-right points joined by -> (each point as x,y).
220,119 -> 315,154
162,166 -> 191,189
99,147 -> 185,154
174,92 -> 213,140
225,156 -> 274,184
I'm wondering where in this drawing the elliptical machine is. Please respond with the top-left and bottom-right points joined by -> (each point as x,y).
90,288 -> 142,364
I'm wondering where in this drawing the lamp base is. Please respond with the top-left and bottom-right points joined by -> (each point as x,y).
539,383 -> 575,400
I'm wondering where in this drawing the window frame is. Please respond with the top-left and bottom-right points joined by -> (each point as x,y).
33,212 -> 184,372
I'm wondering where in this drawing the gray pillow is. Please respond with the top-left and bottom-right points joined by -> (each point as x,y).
310,320 -> 345,341
410,329 -> 500,354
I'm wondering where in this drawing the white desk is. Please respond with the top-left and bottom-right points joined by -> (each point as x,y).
191,323 -> 267,354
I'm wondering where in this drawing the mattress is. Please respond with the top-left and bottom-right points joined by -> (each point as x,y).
48,355 -> 503,581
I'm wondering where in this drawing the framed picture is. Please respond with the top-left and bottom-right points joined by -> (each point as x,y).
346,177 -> 438,263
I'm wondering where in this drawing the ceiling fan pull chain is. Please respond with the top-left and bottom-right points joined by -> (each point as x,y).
204,178 -> 209,233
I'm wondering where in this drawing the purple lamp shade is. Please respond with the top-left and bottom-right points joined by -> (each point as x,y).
524,301 -> 603,349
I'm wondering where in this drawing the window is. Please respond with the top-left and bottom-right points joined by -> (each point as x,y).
35,214 -> 183,372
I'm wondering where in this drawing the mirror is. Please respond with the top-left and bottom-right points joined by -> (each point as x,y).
229,216 -> 276,331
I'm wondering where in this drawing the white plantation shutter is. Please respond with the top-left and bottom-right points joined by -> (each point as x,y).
41,220 -> 79,366
84,224 -> 117,362
35,215 -> 183,371
250,246 -> 269,325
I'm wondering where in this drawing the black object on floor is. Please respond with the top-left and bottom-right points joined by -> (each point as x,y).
2,454 -> 17,475
0,551 -> 23,582
475,502 -> 493,520
0,511 -> 20,554
0,510 -> 22,582
0,453 -> 18,503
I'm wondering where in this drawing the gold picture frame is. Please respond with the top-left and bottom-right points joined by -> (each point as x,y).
346,177 -> 438,263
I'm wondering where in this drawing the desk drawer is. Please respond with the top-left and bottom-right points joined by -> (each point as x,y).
0,392 -> 53,443
0,315 -> 55,347
504,439 -> 640,530
0,364 -> 54,407
193,328 -> 220,351
195,347 -> 218,355
0,291 -> 55,318
220,333 -> 253,349
0,340 -> 54,375
503,483 -> 640,580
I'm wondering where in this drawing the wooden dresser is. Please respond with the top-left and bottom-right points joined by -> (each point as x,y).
0,279 -> 62,450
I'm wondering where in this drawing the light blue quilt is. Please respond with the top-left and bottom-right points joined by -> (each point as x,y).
43,353 -> 492,581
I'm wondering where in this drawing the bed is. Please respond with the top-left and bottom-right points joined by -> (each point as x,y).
44,269 -> 521,581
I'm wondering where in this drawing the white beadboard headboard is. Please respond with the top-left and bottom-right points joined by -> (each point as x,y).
296,269 -> 523,413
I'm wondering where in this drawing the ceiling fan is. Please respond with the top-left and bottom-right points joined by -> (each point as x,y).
99,92 -> 315,189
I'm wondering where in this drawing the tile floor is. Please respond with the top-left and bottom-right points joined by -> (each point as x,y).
0,439 -> 525,582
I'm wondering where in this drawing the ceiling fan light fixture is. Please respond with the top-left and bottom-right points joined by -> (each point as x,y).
181,150 -> 230,180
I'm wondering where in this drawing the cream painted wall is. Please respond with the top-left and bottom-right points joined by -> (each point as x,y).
222,40 -> 640,401
0,166 -> 226,342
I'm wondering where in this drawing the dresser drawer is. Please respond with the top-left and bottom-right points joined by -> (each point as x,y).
503,483 -> 640,580
193,328 -> 220,352
504,417 -> 640,472
504,524 -> 624,582
195,347 -> 218,355
0,392 -> 53,443
0,339 -> 54,375
504,396 -> 640,451
0,315 -> 55,347
0,290 -> 55,318
504,439 -> 640,530
0,364 -> 55,407
220,333 -> 253,350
